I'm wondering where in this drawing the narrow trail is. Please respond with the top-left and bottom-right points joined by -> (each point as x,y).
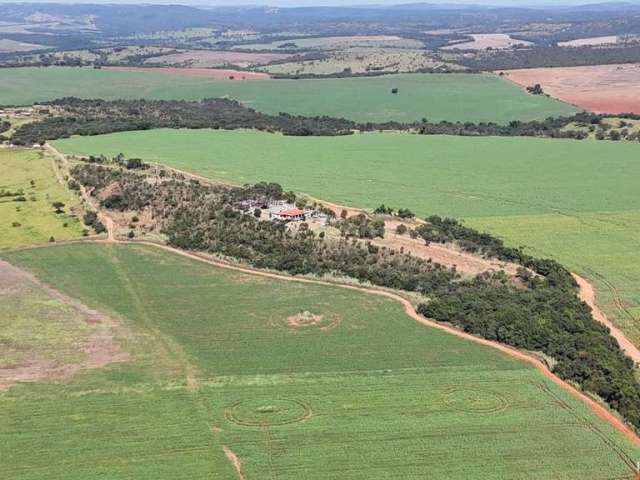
42,144 -> 640,449
574,273 -> 640,365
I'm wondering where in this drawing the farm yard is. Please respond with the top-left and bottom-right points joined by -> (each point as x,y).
0,67 -> 578,123
53,129 -> 640,345
0,148 -> 84,249
1,242 -> 638,479
501,64 -> 640,114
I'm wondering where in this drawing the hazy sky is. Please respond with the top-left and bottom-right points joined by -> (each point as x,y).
0,0 -> 634,5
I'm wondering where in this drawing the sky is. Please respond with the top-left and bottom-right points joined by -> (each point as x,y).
0,0 -> 635,5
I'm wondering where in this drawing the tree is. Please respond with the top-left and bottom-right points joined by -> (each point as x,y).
397,208 -> 415,219
526,84 -> 544,95
396,224 -> 408,235
52,201 -> 65,214
340,209 -> 348,219
253,208 -> 262,218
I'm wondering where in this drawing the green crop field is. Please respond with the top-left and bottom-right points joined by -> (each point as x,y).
1,242 -> 638,479
0,67 -> 578,123
0,148 -> 84,249
54,129 -> 640,344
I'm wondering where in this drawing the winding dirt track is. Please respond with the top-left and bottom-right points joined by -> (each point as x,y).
125,239 -> 640,448
574,273 -> 640,365
44,144 -> 640,447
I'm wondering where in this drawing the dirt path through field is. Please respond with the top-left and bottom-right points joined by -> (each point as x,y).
574,273 -> 640,365
223,446 -> 246,480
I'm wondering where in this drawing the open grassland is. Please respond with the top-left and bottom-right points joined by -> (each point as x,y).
0,148 -> 84,249
54,129 -> 640,344
1,243 -> 638,479
0,67 -> 578,123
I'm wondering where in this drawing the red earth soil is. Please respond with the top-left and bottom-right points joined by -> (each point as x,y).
105,66 -> 271,80
500,64 -> 640,114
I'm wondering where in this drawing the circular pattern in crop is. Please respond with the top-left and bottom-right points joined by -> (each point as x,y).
225,398 -> 311,427
272,310 -> 340,333
442,388 -> 509,414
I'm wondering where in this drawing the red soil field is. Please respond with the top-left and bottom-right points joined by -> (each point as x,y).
145,49 -> 293,67
105,66 -> 271,80
500,64 -> 640,114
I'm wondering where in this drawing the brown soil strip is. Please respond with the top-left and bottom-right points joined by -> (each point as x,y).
573,273 -> 640,365
223,446 -> 246,480
500,64 -> 640,114
0,260 -> 128,390
105,66 -> 271,80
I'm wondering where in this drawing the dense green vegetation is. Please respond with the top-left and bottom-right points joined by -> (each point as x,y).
66,162 -> 640,428
1,243 -> 638,479
0,148 -> 84,249
9,99 -> 611,146
53,128 -> 640,347
0,67 -> 578,123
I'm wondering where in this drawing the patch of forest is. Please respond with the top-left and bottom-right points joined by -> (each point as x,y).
9,98 -> 640,146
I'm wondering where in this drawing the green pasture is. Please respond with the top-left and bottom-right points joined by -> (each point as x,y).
239,35 -> 424,50
0,148 -> 84,249
1,243 -> 638,479
54,129 -> 640,342
0,67 -> 577,123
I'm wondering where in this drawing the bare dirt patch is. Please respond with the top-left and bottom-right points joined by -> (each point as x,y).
443,34 -> 532,51
145,49 -> 293,68
374,225 -> 523,279
223,446 -> 246,480
105,66 -> 271,80
286,310 -> 340,332
500,64 -> 640,114
0,259 -> 128,390
558,36 -> 620,47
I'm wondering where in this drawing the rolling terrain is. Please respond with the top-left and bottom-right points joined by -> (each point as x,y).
0,67 -> 578,124
1,242 -> 638,479
53,129 -> 640,344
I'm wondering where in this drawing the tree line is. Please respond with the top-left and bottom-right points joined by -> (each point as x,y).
69,161 -> 640,430
8,98 -> 640,147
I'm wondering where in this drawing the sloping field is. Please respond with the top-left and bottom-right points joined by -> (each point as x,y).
0,148 -> 84,249
1,243 -> 638,479
0,67 -> 578,123
501,64 -> 640,114
54,129 -> 640,344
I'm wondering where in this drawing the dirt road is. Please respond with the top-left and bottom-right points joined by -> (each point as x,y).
574,273 -> 640,365
129,239 -> 640,448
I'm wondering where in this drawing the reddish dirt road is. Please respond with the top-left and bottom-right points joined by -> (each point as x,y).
574,273 -> 640,365
500,64 -> 640,114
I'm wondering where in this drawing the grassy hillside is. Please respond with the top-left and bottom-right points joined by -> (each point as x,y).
0,148 -> 84,249
0,67 -> 578,123
54,129 -> 640,344
1,243 -> 637,479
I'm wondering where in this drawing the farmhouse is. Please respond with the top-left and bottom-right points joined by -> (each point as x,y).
271,207 -> 306,222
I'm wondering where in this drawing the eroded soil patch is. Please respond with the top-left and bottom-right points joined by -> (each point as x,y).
0,259 -> 128,390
